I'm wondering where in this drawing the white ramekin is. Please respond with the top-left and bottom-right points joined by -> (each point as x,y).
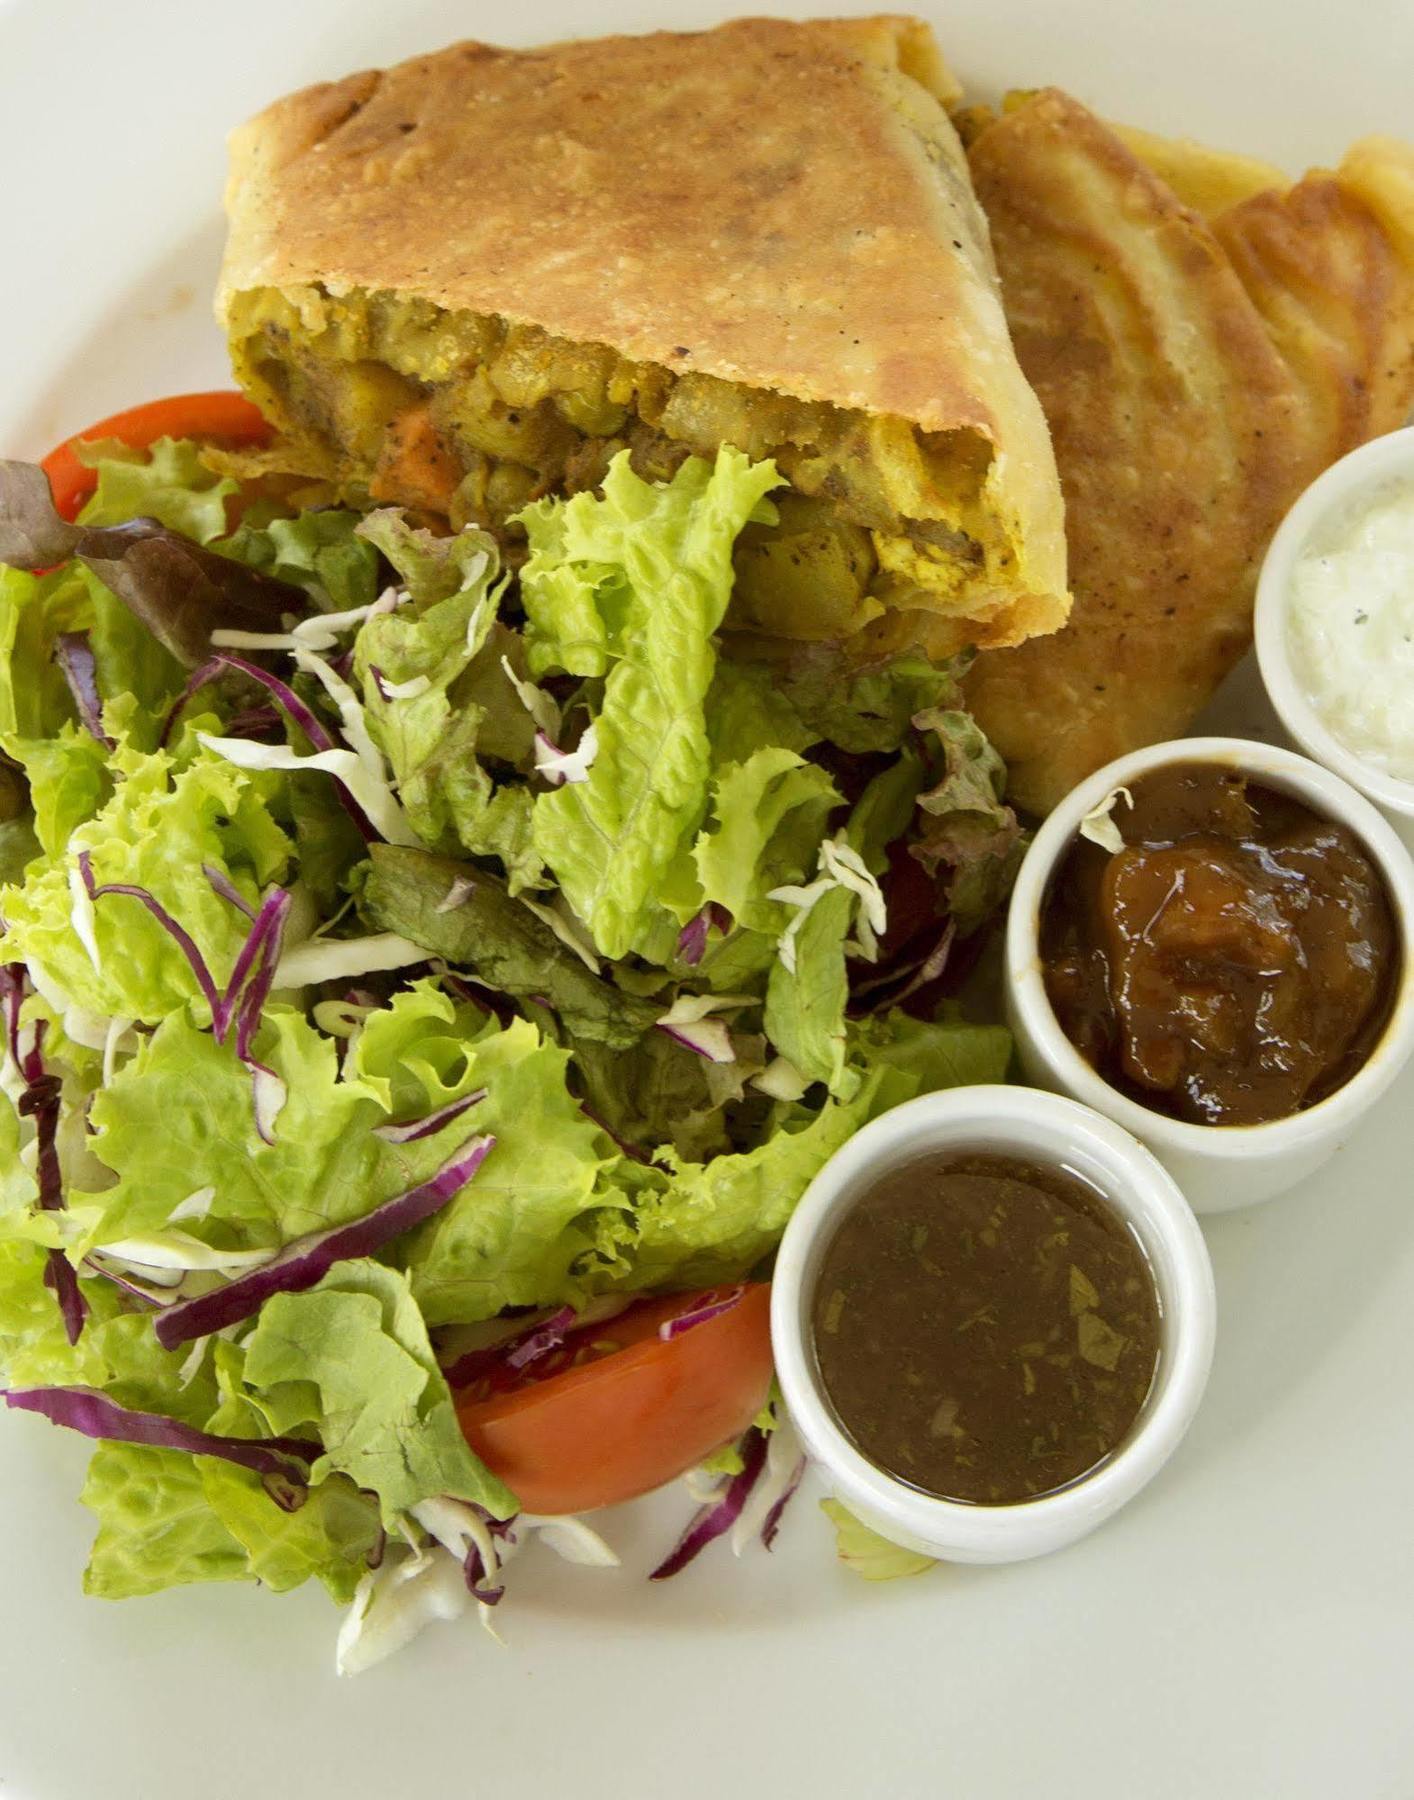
1255,425 -> 1414,845
1005,736 -> 1414,1213
771,1085 -> 1215,1565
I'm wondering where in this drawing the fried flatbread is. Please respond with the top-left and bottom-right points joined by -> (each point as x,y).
217,17 -> 1069,657
963,91 -> 1414,813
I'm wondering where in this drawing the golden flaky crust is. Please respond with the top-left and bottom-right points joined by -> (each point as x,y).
217,16 -> 1067,641
963,92 -> 1414,814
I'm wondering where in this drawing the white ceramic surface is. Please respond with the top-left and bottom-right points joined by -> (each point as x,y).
5,4 -> 1414,1799
1255,426 -> 1414,844
1006,737 -> 1414,1212
772,1088 -> 1216,1562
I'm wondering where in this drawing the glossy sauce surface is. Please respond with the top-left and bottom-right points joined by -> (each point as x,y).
1041,764 -> 1399,1126
812,1152 -> 1160,1506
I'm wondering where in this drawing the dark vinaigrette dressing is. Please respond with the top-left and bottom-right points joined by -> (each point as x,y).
811,1153 -> 1160,1506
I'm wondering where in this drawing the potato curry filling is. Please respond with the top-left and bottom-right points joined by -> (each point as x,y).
226,284 -> 1018,653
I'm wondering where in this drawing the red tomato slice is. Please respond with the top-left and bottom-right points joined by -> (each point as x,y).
455,1284 -> 773,1516
41,391 -> 272,522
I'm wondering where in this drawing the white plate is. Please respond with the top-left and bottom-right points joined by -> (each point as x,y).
3,4 -> 1413,1796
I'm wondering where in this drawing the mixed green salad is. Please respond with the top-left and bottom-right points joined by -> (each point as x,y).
0,426 -> 1015,1669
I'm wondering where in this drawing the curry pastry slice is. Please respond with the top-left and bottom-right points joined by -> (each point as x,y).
962,90 -> 1414,816
215,15 -> 1069,662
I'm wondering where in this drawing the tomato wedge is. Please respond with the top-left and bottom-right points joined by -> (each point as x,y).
455,1285 -> 773,1516
41,391 -> 272,522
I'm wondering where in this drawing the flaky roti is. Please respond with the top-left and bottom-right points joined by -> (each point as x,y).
217,16 -> 1068,656
963,92 -> 1414,813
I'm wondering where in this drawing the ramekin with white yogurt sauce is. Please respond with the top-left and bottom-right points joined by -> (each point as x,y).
1256,426 -> 1414,841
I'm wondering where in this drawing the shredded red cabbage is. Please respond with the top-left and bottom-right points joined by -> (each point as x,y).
760,1457 -> 806,1551
226,891 -> 292,1050
2,963 -> 86,1344
504,1305 -> 577,1372
203,863 -> 257,921
82,1259 -> 168,1308
153,1134 -> 496,1349
4,1385 -> 319,1484
577,1102 -> 651,1165
212,652 -> 336,752
649,1426 -> 769,1580
53,632 -> 113,747
849,919 -> 955,1017
78,850 -> 222,1018
675,902 -> 732,966
657,1286 -> 745,1342
372,1088 -> 487,1145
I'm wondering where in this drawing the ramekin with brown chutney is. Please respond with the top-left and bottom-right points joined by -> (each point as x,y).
1006,740 -> 1414,1211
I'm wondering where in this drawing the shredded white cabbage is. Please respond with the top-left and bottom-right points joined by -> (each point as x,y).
731,1414 -> 805,1556
67,860 -> 102,973
770,835 -> 891,973
436,874 -> 477,915
311,998 -> 375,1039
534,721 -> 599,785
101,1014 -> 133,1087
499,655 -> 561,737
336,1547 -> 470,1679
291,643 -> 397,799
1078,786 -> 1134,855
766,875 -> 836,976
752,1056 -> 809,1102
95,1230 -> 274,1275
196,732 -> 420,849
167,1186 -> 215,1223
335,1504 -> 619,1675
273,932 -> 430,991
519,895 -> 601,973
210,588 -> 404,657
819,838 -> 886,962
377,672 -> 431,701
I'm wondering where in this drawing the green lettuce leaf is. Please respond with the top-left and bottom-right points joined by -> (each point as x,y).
763,884 -> 856,1097
524,449 -> 782,958
7,724 -> 112,856
82,1444 -> 252,1599
911,707 -> 1025,936
198,1341 -> 383,1600
77,438 -> 237,544
694,748 -> 840,934
0,815 -> 40,885
241,1259 -> 516,1522
0,741 -> 292,1026
391,1015 -> 625,1327
611,1066 -> 888,1291
819,1498 -> 937,1581
0,559 -> 186,756
351,514 -> 542,885
361,844 -> 658,1049
74,984 -> 489,1254
608,1009 -> 1010,1290
782,649 -> 967,754
218,506 -> 380,612
704,659 -> 816,764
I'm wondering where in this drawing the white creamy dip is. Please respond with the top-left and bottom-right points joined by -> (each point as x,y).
1289,481 -> 1414,783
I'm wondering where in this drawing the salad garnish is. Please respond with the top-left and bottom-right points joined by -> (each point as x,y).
0,423 -> 1015,1668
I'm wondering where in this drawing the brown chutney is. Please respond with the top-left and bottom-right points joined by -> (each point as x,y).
1040,763 -> 1400,1127
811,1152 -> 1160,1506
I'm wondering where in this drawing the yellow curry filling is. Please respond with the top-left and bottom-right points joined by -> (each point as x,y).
227,284 -> 1019,652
